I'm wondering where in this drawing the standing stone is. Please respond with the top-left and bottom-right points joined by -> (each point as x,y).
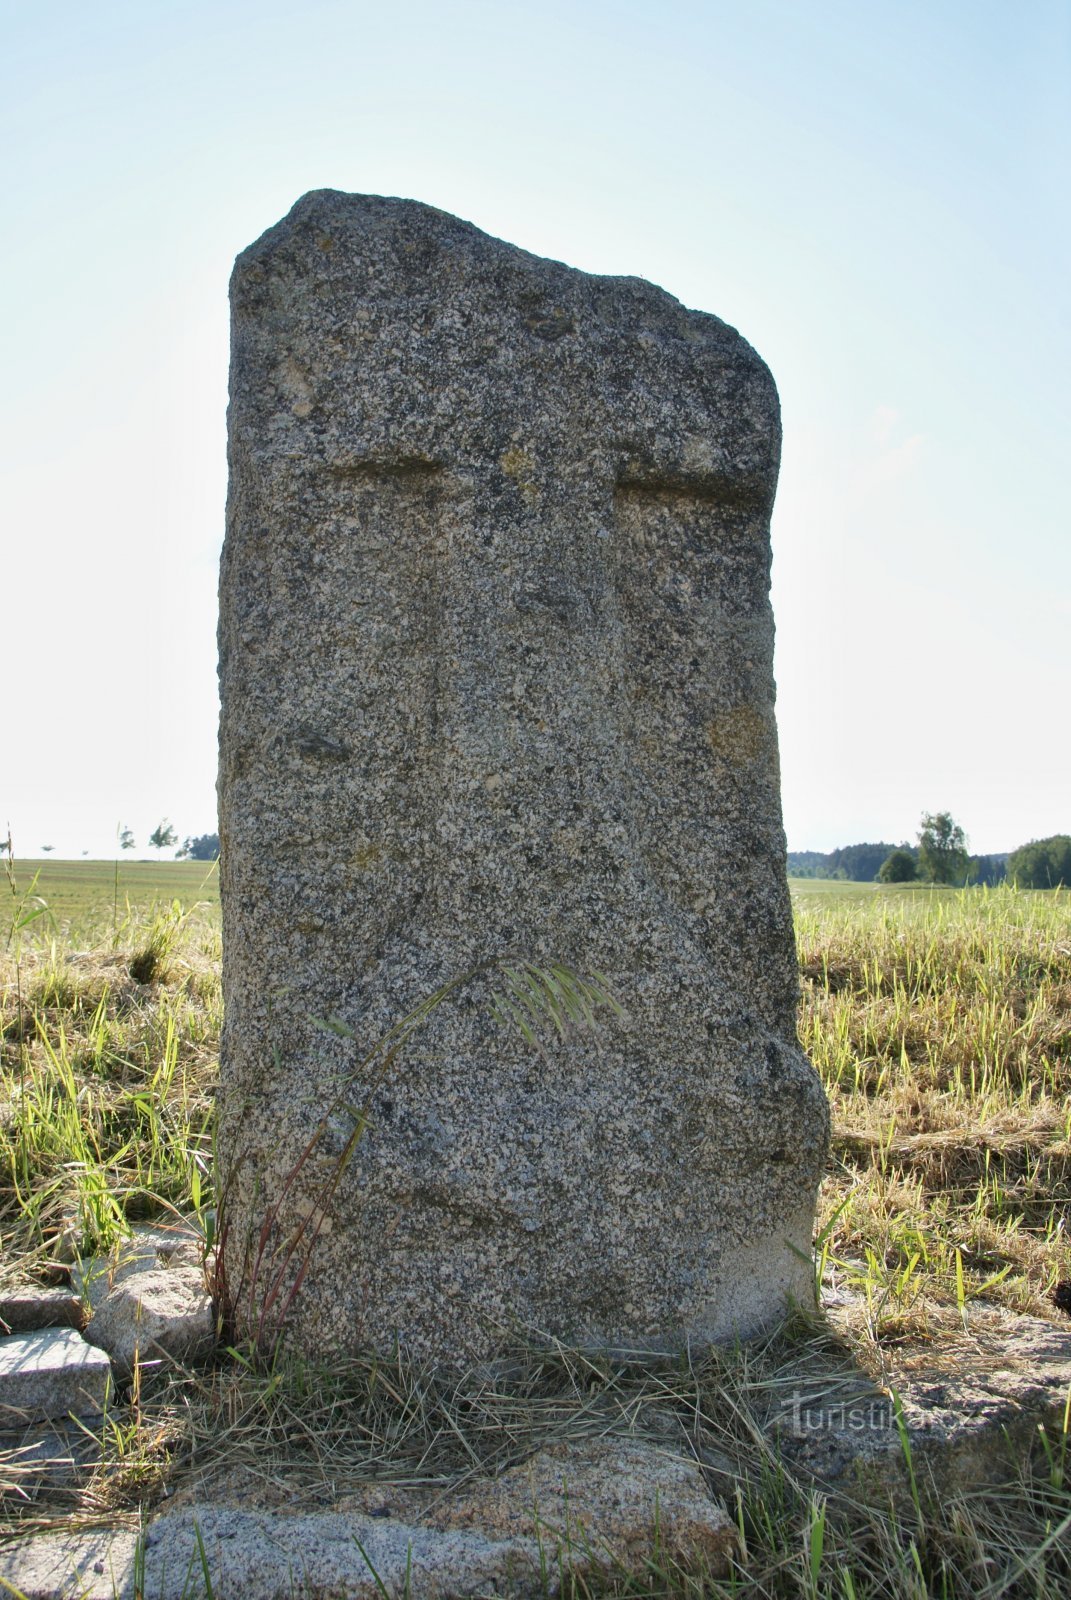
218,190 -> 829,1363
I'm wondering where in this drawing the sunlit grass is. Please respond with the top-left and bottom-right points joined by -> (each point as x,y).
797,886 -> 1071,1329
1,910 -> 219,1278
1,866 -> 1069,1593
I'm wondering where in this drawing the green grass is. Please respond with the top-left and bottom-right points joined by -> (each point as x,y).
789,876 -> 969,904
2,868 -> 1070,1594
791,876 -> 896,897
14,860 -> 946,926
4,856 -> 219,938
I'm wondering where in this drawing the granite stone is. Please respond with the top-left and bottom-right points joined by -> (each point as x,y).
218,190 -> 830,1363
0,1328 -> 111,1423
83,1266 -> 214,1380
0,1438 -> 735,1598
0,1286 -> 84,1334
774,1298 -> 1071,1500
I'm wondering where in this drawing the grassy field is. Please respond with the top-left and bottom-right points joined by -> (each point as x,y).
3,855 -> 954,926
2,862 -> 1069,1594
4,856 -> 219,937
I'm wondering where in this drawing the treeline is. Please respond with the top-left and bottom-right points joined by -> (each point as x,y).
1008,836 -> 1071,890
789,842 -> 907,882
789,842 -> 1007,885
789,829 -> 1071,889
109,823 -> 220,861
177,833 -> 220,861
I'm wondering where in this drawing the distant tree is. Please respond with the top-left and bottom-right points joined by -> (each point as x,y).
786,851 -> 827,879
966,854 -> 1006,887
917,811 -> 969,885
878,848 -> 917,883
118,824 -> 135,851
41,844 -> 54,853
177,832 -> 220,862
789,844 -> 907,881
828,842 -> 904,882
1007,835 -> 1071,889
148,819 -> 178,855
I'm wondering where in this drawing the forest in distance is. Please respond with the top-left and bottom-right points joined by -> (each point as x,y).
789,814 -> 1071,889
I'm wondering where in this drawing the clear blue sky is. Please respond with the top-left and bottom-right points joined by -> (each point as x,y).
3,0 -> 1068,858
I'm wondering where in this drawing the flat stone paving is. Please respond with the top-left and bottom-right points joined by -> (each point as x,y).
0,1527 -> 138,1600
0,1286 -> 84,1334
0,1437 -> 735,1600
0,1328 -> 111,1424
3,1305 -> 1070,1597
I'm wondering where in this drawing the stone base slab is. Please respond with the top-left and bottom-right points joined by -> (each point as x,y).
0,1438 -> 735,1599
0,1329 -> 111,1424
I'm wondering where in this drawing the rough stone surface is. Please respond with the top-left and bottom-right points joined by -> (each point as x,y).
0,1286 -> 84,1334
0,1328 -> 111,1423
0,1417 -> 99,1500
350,1436 -> 738,1569
0,1438 -> 734,1598
75,1223 -> 206,1313
218,189 -> 829,1363
83,1265 -> 214,1379
0,1527 -> 138,1600
767,1300 -> 1071,1499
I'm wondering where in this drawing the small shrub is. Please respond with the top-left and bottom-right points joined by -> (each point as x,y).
878,849 -> 917,883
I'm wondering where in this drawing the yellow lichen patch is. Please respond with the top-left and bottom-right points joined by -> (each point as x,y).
349,840 -> 383,869
499,447 -> 540,502
275,356 -> 314,418
705,704 -> 770,765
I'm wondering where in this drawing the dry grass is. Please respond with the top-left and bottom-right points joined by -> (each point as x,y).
0,910 -> 219,1284
2,878 -> 1070,1595
797,889 -> 1071,1333
9,1314 -> 1068,1597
